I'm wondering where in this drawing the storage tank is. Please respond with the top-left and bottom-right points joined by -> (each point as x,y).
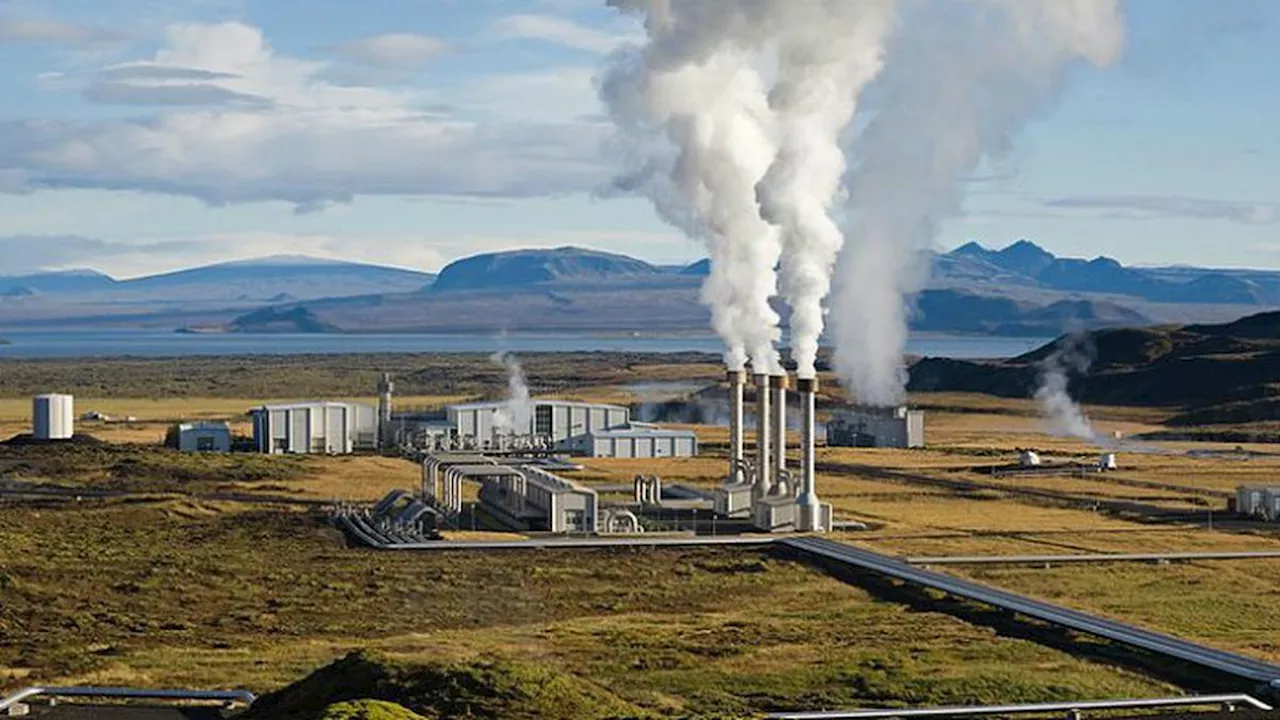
33,393 -> 74,440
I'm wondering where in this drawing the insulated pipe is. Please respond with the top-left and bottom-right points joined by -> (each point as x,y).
797,377 -> 821,532
753,373 -> 771,501
727,369 -> 745,484
771,374 -> 787,493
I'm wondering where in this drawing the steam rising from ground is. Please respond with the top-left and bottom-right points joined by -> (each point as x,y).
489,351 -> 532,434
601,0 -> 1124,396
1034,333 -> 1096,441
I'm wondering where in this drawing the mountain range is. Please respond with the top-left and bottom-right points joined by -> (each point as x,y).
0,241 -> 1275,336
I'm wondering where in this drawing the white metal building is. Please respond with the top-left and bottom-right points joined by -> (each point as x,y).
166,421 -> 232,452
827,406 -> 925,448
559,423 -> 697,458
32,394 -> 74,440
250,401 -> 377,454
1237,485 -> 1280,521
446,400 -> 629,443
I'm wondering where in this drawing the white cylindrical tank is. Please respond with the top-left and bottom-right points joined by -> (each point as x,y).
33,394 -> 74,440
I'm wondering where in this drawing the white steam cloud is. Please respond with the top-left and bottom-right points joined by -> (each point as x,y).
831,0 -> 1124,406
599,1 -> 783,373
600,0 -> 1124,396
1034,332 -> 1096,441
756,1 -> 894,379
489,350 -> 533,435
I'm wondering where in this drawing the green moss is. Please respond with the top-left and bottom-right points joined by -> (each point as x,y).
247,650 -> 644,720
319,699 -> 432,720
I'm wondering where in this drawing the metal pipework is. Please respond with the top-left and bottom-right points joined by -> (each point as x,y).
727,369 -> 745,484
797,377 -> 821,531
753,373 -> 771,501
770,374 -> 787,493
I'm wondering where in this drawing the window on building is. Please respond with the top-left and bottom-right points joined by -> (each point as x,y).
535,404 -> 553,436
196,436 -> 216,451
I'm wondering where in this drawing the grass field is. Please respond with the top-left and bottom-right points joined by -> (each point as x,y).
0,500 -> 1179,717
5,353 -> 1280,716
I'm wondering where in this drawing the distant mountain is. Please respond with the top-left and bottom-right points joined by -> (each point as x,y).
912,290 -> 1151,336
117,255 -> 435,301
229,306 -> 341,334
680,259 -> 710,276
932,240 -> 1264,304
430,246 -> 661,293
0,269 -> 117,295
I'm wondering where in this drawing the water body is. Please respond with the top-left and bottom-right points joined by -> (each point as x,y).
0,330 -> 1050,360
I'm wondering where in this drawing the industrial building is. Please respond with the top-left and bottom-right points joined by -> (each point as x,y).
32,393 -> 74,440
827,405 -> 925,448
423,452 -> 598,533
558,423 -> 697,458
166,421 -> 232,452
250,401 -> 377,454
446,399 -> 629,444
1237,485 -> 1280,521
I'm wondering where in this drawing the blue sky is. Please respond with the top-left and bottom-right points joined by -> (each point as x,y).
0,0 -> 1277,278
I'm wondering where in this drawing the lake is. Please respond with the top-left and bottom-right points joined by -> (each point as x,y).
0,330 -> 1050,360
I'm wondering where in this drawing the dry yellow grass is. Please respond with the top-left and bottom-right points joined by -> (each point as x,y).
231,455 -> 422,502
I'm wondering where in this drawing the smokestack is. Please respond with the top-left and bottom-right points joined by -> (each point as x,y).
377,372 -> 394,450
797,376 -> 821,532
754,373 -> 771,501
727,369 -> 745,484
770,374 -> 787,493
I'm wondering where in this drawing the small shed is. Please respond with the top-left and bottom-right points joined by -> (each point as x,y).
166,421 -> 232,452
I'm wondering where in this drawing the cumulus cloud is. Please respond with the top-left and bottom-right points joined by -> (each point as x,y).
490,14 -> 639,54
327,33 -> 449,67
0,16 -> 126,46
1044,194 -> 1280,225
1,21 -> 608,209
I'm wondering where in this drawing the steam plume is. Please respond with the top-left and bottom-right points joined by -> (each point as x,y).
756,0 -> 894,379
1034,333 -> 1096,440
489,351 -> 532,435
830,0 -> 1125,405
599,1 -> 783,373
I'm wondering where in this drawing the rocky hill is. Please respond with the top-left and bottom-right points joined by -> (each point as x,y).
429,246 -> 660,293
908,309 -> 1280,426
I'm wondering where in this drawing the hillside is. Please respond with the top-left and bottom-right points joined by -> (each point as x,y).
908,309 -> 1280,426
0,256 -> 435,306
0,269 -> 116,295
430,246 -> 659,293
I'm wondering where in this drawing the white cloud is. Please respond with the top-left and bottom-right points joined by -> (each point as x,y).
3,21 -> 609,209
327,33 -> 449,68
490,13 -> 639,54
0,16 -> 126,46
1044,195 -> 1280,225
461,66 -> 601,122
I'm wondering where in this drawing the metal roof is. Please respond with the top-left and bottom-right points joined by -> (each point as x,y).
447,399 -> 628,413
174,421 -> 231,432
583,424 -> 697,439
252,401 -> 374,412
